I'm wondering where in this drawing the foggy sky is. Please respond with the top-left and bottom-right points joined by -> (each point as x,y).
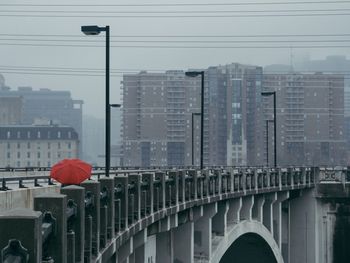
1,0 -> 350,118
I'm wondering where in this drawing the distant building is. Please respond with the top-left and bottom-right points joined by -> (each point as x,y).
263,73 -> 345,166
122,64 -> 264,167
122,71 -> 201,167
0,97 -> 22,125
0,125 -> 79,168
0,86 -> 83,156
207,64 -> 264,166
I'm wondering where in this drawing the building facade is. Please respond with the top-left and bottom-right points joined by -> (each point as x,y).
263,73 -> 345,166
122,64 -> 264,167
0,97 -> 22,125
0,86 -> 83,157
206,64 -> 264,166
0,125 -> 79,168
122,71 -> 201,167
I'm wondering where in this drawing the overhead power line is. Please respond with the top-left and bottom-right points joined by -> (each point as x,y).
1,43 -> 350,48
1,12 -> 350,18
1,8 -> 350,14
2,33 -> 350,38
0,0 -> 349,7
2,38 -> 350,44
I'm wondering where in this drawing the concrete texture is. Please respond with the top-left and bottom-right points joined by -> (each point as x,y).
0,185 -> 60,211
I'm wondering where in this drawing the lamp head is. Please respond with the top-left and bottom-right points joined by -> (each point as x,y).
185,71 -> 202,77
81,25 -> 103,35
110,104 -> 122,108
261,91 -> 275,96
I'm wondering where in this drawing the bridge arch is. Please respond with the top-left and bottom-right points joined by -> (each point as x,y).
211,220 -> 284,263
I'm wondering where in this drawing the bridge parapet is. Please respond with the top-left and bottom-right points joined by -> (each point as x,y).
0,167 -> 319,263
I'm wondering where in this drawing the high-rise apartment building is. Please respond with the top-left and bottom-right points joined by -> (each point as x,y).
122,64 -> 264,167
122,71 -> 201,167
0,86 -> 83,157
263,73 -> 345,166
207,64 -> 264,166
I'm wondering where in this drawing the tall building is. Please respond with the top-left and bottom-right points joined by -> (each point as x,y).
263,73 -> 345,166
0,86 -> 83,156
122,71 -> 200,167
0,125 -> 79,168
122,64 -> 264,167
206,64 -> 264,166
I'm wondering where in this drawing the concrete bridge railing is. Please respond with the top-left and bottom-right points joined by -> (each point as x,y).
0,166 -> 334,263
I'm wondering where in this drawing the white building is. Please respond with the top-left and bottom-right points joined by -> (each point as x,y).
0,125 -> 79,168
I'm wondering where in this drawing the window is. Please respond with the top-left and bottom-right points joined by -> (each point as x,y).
58,142 -> 61,149
58,131 -> 61,138
27,142 -> 30,149
48,142 -> 51,149
17,152 -> 20,158
7,143 -> 10,149
37,131 -> 41,139
48,152 -> 51,158
37,152 -> 41,158
27,152 -> 30,158
7,152 -> 10,158
7,131 -> 10,139
17,143 -> 20,149
68,142 -> 71,149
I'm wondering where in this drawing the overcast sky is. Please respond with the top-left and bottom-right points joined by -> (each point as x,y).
1,0 -> 350,118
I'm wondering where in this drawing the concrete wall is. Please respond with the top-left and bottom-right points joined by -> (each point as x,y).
0,185 -> 60,211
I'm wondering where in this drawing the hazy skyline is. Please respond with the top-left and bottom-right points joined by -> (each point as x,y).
1,0 -> 350,118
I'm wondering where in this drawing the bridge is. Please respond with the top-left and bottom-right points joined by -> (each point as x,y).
0,167 -> 349,263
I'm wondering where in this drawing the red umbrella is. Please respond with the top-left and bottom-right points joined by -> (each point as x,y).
50,159 -> 92,185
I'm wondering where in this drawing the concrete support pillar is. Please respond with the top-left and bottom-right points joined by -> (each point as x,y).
227,197 -> 242,225
144,235 -> 156,263
156,231 -> 173,263
289,189 -> 317,263
173,221 -> 194,263
118,237 -> 133,263
252,194 -> 265,223
127,229 -> 147,263
194,203 -> 217,260
134,244 -> 145,263
273,191 -> 289,248
263,193 -> 277,233
212,201 -> 229,236
240,195 -> 254,221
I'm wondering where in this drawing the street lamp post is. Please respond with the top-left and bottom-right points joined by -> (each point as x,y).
261,91 -> 277,167
110,104 -> 122,167
185,71 -> 205,170
81,25 -> 111,176
265,119 -> 274,167
192,112 -> 201,166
